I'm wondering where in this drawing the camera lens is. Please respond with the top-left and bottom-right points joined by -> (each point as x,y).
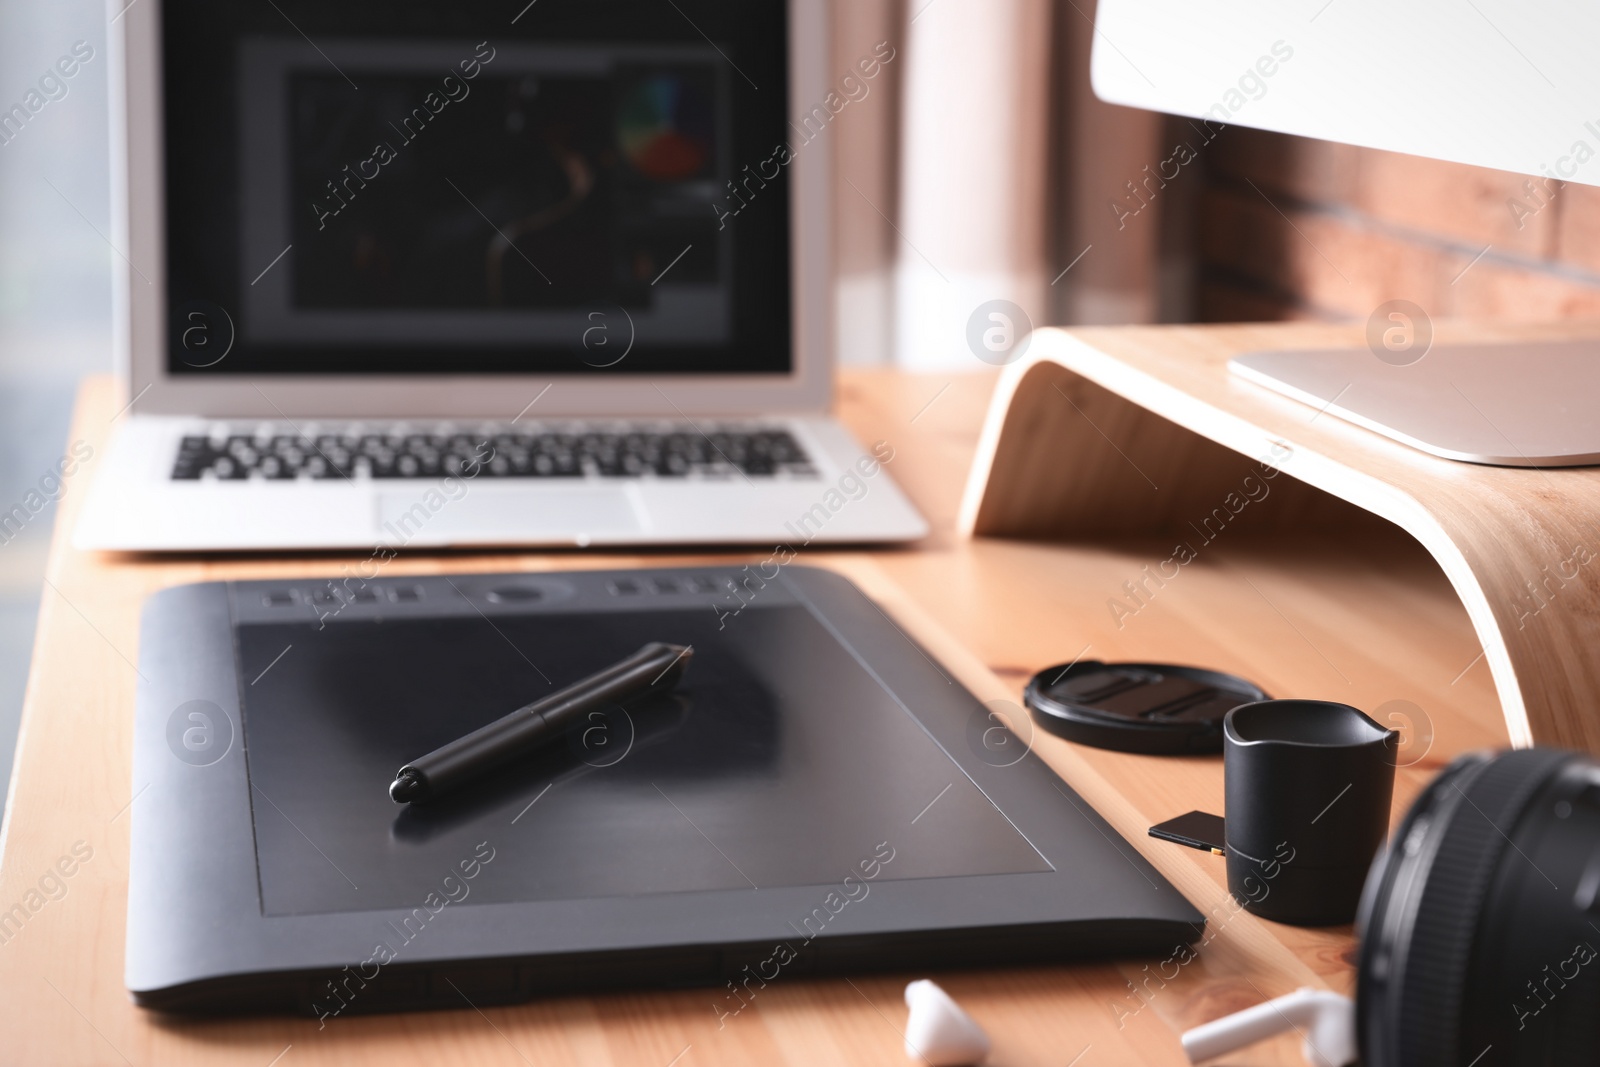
1356,747 -> 1600,1066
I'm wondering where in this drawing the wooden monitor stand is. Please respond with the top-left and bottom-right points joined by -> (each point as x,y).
958,322 -> 1600,753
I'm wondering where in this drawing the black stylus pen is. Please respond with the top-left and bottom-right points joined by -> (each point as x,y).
388,642 -> 692,804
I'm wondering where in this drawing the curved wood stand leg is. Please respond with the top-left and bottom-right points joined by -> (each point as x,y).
959,326 -> 1600,752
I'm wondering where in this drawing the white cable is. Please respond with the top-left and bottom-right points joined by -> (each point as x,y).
1181,987 -> 1356,1067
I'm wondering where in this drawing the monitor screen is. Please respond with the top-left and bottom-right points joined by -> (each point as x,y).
162,0 -> 791,376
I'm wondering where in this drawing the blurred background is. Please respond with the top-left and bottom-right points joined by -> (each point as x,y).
4,0 -> 1600,817
0,0 -> 109,819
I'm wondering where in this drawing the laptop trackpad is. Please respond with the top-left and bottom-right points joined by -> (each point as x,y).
376,488 -> 643,543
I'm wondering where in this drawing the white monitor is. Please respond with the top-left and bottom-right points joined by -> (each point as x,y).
1089,0 -> 1600,467
1090,0 -> 1600,189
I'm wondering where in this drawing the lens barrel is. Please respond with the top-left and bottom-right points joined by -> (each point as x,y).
1356,747 -> 1600,1066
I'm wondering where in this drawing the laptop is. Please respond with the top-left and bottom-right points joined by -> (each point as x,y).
76,0 -> 927,551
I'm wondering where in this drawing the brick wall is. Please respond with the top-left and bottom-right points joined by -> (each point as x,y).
1195,127 -> 1600,327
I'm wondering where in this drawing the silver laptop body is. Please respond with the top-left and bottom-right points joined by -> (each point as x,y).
77,0 -> 925,551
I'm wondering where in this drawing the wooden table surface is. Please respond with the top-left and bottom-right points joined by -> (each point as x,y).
0,358 -> 1505,1066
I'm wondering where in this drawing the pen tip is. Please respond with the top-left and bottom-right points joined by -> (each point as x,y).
389,769 -> 424,804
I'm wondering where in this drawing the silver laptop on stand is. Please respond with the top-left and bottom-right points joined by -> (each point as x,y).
77,0 -> 926,551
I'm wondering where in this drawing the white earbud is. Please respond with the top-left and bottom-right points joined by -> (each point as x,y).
1182,987 -> 1356,1067
903,979 -> 992,1066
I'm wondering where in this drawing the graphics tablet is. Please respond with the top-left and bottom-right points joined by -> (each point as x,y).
128,566 -> 1202,1014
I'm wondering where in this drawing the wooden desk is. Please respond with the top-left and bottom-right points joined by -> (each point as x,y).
0,357 -> 1503,1066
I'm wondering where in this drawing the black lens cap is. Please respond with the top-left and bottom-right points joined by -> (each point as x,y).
1023,660 -> 1267,755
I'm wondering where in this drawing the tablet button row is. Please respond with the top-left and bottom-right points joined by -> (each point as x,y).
608,575 -> 727,596
257,585 -> 423,608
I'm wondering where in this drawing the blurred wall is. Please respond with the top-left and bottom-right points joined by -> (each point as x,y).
1196,129 -> 1600,325
1049,1 -> 1168,327
831,0 -> 1167,368
892,0 -> 1054,370
831,0 -> 905,367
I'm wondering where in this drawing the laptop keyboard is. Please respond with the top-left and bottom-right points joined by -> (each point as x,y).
170,424 -> 819,482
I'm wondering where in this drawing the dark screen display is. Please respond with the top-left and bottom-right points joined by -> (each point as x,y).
162,1 -> 790,375
236,605 -> 1048,917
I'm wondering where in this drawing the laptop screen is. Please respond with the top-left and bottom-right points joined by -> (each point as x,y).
161,1 -> 791,376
